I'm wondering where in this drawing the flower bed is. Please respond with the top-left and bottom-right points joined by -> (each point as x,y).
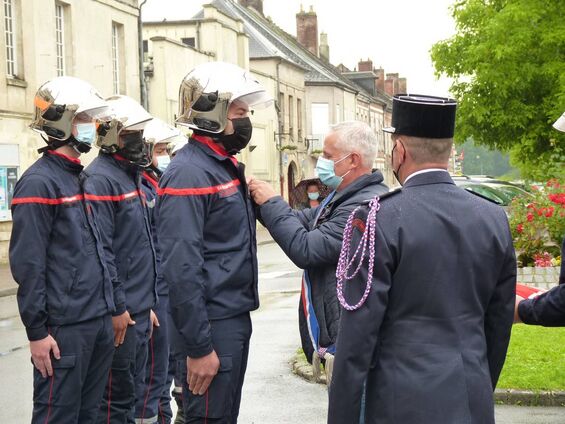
509,179 -> 565,267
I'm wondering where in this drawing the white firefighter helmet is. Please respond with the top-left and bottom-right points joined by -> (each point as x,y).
96,95 -> 153,153
553,112 -> 565,132
176,61 -> 272,135
143,118 -> 182,145
30,76 -> 111,147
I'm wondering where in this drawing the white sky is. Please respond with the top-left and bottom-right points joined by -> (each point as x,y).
142,0 -> 457,96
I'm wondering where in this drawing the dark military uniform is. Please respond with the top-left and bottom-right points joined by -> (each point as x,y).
328,94 -> 516,424
328,171 -> 516,424
10,151 -> 115,424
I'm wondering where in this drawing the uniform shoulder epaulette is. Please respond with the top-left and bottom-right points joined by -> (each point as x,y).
359,188 -> 402,206
463,188 -> 503,205
379,188 -> 402,201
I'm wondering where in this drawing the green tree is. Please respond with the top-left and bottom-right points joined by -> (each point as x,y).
431,0 -> 565,180
458,138 -> 515,177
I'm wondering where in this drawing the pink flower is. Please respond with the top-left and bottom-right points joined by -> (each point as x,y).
527,212 -> 534,222
516,224 -> 524,234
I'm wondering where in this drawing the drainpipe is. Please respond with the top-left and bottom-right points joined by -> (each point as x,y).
276,59 -> 284,197
138,0 -> 148,110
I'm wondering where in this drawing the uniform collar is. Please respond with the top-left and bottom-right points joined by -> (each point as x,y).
192,134 -> 238,166
403,169 -> 453,188
46,150 -> 83,172
48,150 -> 81,164
142,171 -> 159,190
101,151 -> 141,175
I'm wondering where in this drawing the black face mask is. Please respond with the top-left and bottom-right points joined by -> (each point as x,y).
219,117 -> 253,155
118,132 -> 150,166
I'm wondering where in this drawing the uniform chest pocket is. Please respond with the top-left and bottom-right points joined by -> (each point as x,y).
66,204 -> 97,255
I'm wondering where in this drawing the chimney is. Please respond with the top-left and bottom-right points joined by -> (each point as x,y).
384,79 -> 394,96
238,0 -> 263,15
386,73 -> 400,95
358,58 -> 373,72
374,67 -> 385,93
296,5 -> 318,56
319,32 -> 330,62
398,77 -> 407,94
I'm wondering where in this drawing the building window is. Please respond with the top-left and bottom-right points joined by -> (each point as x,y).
111,22 -> 125,94
297,98 -> 303,140
181,37 -> 195,47
288,95 -> 294,134
112,23 -> 120,94
142,39 -> 148,62
311,103 -> 329,151
278,92 -> 285,131
4,0 -> 17,76
55,3 -> 65,76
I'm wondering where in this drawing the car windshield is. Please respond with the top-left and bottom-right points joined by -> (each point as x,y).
482,183 -> 531,200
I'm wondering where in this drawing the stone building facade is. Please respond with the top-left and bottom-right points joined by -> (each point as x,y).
0,0 -> 140,261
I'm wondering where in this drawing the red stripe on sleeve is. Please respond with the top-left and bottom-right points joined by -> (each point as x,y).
11,195 -> 84,205
84,190 -> 141,202
157,179 -> 241,196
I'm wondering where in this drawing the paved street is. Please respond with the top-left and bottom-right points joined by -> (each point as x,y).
0,241 -> 564,422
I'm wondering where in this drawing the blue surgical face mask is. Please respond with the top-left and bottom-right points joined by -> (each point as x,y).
156,155 -> 171,172
315,154 -> 351,190
307,192 -> 320,201
73,123 -> 97,145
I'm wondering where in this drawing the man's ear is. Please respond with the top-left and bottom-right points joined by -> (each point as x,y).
351,152 -> 363,169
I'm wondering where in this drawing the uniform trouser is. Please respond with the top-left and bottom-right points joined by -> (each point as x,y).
135,296 -> 171,423
168,308 -> 187,423
97,310 -> 151,424
181,313 -> 252,424
31,315 -> 114,424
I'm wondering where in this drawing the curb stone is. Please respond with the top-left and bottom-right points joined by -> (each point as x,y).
290,353 -> 565,407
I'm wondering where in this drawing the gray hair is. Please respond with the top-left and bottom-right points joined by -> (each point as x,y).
329,121 -> 377,168
395,135 -> 453,164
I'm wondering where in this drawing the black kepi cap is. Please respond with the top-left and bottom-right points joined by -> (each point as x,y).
383,94 -> 457,138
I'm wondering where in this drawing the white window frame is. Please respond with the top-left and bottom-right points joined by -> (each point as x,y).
55,3 -> 65,76
112,22 -> 120,94
4,0 -> 17,77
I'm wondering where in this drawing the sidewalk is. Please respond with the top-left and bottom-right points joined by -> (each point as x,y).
256,222 -> 274,246
0,263 -> 16,297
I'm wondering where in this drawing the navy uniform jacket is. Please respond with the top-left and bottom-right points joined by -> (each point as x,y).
83,153 -> 157,316
259,172 -> 388,362
141,170 -> 167,297
518,236 -> 565,326
328,171 -> 516,424
156,138 -> 259,358
9,152 -> 114,341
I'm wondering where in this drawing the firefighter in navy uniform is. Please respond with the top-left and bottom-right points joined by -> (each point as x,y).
135,118 -> 184,424
82,95 -> 158,424
328,95 -> 516,424
156,61 -> 272,424
515,111 -> 565,327
9,76 -> 115,423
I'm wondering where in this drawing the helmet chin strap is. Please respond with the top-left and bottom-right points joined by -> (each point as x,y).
37,135 -> 68,154
37,135 -> 91,154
